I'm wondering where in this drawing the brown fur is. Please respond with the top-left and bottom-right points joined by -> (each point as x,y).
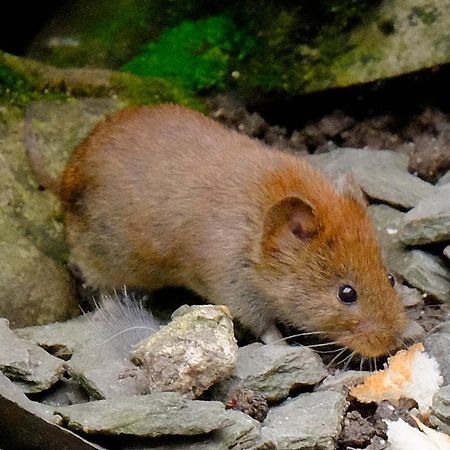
37,104 -> 406,357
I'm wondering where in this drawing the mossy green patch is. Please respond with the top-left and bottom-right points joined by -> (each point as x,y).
123,15 -> 255,92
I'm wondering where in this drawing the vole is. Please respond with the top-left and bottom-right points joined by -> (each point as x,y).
26,104 -> 406,358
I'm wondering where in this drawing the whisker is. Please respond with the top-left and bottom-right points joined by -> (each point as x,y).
336,351 -> 354,367
267,331 -> 328,346
359,357 -> 365,371
304,341 -> 338,348
327,348 -> 347,368
343,352 -> 356,371
312,348 -> 346,354
374,358 -> 378,371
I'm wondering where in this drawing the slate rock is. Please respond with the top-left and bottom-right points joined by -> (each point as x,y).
0,318 -> 65,393
399,185 -> 450,245
308,148 -> 434,209
16,313 -> 96,360
55,392 -> 233,437
123,410 -> 263,450
0,372 -> 103,450
216,343 -> 327,402
369,205 -> 450,302
64,341 -> 141,400
425,330 -> 450,386
260,391 -> 347,450
432,385 -> 450,425
131,305 -> 238,398
316,371 -> 371,395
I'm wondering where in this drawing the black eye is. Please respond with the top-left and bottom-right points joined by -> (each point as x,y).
338,284 -> 357,304
388,273 -> 395,287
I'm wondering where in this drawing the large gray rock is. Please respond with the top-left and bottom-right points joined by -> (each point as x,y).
369,205 -> 450,302
131,305 -> 238,398
123,410 -> 263,450
55,392 -> 233,437
216,343 -> 327,402
308,148 -> 434,209
0,372 -> 104,449
260,391 -> 347,449
0,318 -> 65,393
399,185 -> 450,245
0,99 -> 120,327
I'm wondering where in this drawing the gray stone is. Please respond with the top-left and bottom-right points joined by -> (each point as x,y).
399,185 -> 450,244
445,245 -> 450,260
425,331 -> 450,385
316,371 -> 370,394
369,205 -> 450,302
432,385 -> 450,426
437,170 -> 450,186
124,410 -> 263,450
64,341 -> 141,400
0,372 -> 103,449
308,148 -> 434,209
0,318 -> 65,393
16,313 -> 96,359
216,343 -> 327,402
55,392 -> 233,437
260,391 -> 347,450
131,305 -> 238,398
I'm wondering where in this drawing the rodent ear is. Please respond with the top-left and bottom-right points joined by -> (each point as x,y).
335,172 -> 367,206
263,196 -> 318,251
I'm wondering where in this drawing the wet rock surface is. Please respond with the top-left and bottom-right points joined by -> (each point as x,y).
215,342 -> 327,402
260,391 -> 347,449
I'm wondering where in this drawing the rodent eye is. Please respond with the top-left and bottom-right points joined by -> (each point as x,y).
388,273 -> 395,287
337,284 -> 357,304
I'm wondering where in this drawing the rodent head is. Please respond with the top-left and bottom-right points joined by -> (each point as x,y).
257,171 -> 407,358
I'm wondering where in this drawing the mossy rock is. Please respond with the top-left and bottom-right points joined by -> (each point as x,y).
0,50 -> 202,109
26,0 -> 450,96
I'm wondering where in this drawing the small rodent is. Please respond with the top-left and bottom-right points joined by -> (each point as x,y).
26,104 -> 406,357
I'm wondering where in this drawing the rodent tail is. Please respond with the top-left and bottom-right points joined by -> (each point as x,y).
24,109 -> 60,197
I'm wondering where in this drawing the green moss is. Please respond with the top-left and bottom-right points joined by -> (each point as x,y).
0,59 -> 69,106
123,15 -> 255,92
110,72 -> 205,110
